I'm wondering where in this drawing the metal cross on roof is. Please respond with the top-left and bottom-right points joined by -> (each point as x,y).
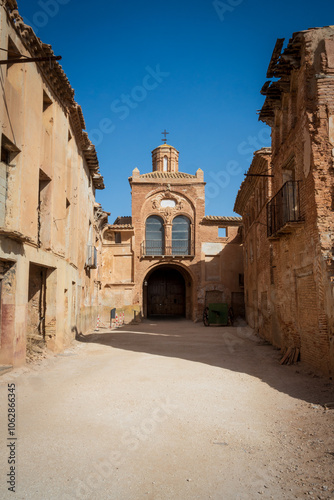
161,129 -> 169,144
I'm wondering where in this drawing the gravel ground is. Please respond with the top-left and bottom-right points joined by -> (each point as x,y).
0,318 -> 334,500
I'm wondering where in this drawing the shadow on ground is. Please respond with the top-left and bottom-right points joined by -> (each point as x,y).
76,318 -> 334,405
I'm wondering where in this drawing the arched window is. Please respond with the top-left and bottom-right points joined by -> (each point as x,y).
163,156 -> 168,172
145,215 -> 164,255
172,215 -> 190,255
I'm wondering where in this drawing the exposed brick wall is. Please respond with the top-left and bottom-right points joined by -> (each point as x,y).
235,27 -> 334,376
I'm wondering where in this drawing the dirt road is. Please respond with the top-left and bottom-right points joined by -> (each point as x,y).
0,319 -> 334,499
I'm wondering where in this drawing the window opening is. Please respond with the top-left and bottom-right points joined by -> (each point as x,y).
218,227 -> 227,238
145,215 -> 164,255
43,90 -> 52,112
7,37 -> 21,69
1,134 -> 20,165
172,215 -> 190,255
38,170 -> 51,248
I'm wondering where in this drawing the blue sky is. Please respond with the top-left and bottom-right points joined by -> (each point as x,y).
19,0 -> 334,220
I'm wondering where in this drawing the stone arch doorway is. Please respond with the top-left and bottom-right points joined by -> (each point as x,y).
143,265 -> 192,318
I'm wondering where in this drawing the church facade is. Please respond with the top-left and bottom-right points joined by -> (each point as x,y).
100,143 -> 244,323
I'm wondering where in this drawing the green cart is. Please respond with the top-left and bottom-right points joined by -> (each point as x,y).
203,303 -> 231,326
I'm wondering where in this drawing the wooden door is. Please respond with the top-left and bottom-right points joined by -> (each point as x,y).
147,268 -> 185,317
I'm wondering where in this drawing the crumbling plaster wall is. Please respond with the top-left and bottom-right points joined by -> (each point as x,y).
0,1 -> 104,365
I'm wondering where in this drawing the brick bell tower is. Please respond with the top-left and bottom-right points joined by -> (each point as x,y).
151,144 -> 179,173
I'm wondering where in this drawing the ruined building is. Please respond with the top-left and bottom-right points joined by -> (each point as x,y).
0,0 -> 106,366
234,27 -> 334,376
4,2 -> 334,377
100,143 -> 244,322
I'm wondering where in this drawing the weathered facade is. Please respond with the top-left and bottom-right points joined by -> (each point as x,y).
100,143 -> 244,323
235,27 -> 334,376
0,0 -> 106,366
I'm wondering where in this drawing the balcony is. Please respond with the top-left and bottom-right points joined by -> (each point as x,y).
267,181 -> 304,238
141,239 -> 194,258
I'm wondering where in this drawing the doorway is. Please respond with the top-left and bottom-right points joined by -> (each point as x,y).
28,264 -> 47,342
147,267 -> 186,317
27,263 -> 56,358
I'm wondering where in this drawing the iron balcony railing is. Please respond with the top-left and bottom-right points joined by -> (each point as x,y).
141,239 -> 194,257
142,240 -> 164,256
267,180 -> 303,237
167,239 -> 194,256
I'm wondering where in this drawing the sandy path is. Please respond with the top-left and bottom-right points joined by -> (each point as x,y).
0,319 -> 333,499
